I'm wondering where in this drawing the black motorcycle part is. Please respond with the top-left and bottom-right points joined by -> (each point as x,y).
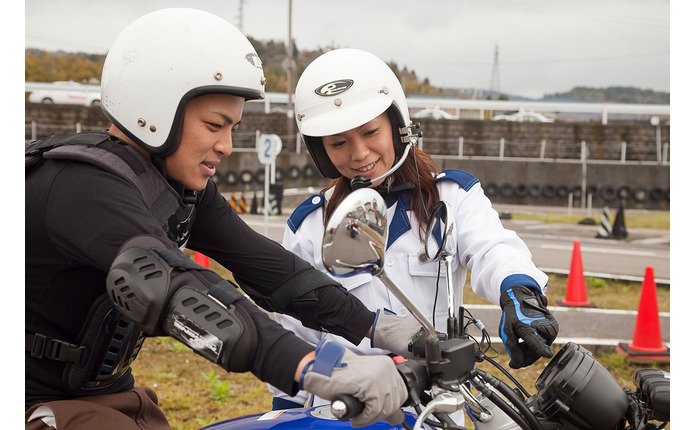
534,342 -> 629,430
395,358 -> 429,407
426,337 -> 477,384
632,369 -> 670,422
409,327 -> 447,359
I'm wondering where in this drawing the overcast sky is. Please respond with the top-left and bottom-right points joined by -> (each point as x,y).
23,0 -> 671,99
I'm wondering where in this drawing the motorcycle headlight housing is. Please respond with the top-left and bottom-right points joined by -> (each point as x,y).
534,342 -> 629,430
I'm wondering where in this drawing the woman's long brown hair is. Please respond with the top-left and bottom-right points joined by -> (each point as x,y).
321,142 -> 442,242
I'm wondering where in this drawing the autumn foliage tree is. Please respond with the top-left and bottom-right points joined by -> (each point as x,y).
25,44 -> 443,96
25,50 -> 104,84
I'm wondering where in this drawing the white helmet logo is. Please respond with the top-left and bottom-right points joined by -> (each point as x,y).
315,79 -> 354,96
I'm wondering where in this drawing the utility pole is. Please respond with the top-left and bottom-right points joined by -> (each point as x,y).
237,0 -> 244,32
489,42 -> 500,100
286,0 -> 296,150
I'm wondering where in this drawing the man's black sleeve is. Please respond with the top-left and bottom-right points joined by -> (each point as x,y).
186,182 -> 375,345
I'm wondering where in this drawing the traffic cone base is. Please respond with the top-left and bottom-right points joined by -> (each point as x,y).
617,342 -> 670,363
616,265 -> 669,362
557,240 -> 594,307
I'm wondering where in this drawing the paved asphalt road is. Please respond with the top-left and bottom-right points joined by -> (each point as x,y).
239,205 -> 670,351
240,206 -> 670,283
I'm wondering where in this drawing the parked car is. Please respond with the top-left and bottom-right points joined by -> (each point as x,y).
492,111 -> 555,123
412,108 -> 458,120
28,81 -> 101,106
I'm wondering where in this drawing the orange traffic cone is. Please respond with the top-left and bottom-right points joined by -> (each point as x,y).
194,252 -> 210,269
617,266 -> 669,362
557,240 -> 594,307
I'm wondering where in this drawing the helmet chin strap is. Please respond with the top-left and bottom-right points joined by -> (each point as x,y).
350,141 -> 413,190
350,122 -> 421,190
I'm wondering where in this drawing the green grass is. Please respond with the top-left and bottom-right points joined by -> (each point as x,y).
508,209 -> 670,230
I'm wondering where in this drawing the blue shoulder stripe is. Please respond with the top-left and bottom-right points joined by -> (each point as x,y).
287,194 -> 324,233
435,169 -> 480,191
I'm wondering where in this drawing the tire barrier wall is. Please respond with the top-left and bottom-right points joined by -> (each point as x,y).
439,158 -> 669,210
483,182 -> 668,206
211,153 -> 669,211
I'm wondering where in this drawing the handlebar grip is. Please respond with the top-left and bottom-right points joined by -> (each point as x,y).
330,394 -> 365,421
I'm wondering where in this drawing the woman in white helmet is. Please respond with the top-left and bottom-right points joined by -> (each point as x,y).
26,11 -> 411,430
270,49 -> 559,420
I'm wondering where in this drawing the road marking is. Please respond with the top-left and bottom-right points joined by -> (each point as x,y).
466,304 -> 670,317
486,336 -> 671,348
540,243 -> 656,257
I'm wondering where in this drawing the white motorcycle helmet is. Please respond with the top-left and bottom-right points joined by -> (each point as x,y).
101,8 -> 266,156
294,48 -> 414,179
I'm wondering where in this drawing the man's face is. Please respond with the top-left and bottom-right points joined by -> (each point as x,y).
166,93 -> 245,190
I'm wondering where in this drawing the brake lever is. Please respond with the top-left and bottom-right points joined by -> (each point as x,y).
459,380 -> 493,423
412,390 -> 465,430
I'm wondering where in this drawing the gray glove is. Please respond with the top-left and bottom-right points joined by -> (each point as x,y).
370,309 -> 424,358
300,339 -> 408,427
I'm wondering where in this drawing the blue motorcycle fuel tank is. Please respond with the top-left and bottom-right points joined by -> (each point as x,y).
201,405 -> 431,430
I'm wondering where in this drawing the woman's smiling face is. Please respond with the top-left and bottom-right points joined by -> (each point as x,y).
321,112 -> 395,188
165,93 -> 244,190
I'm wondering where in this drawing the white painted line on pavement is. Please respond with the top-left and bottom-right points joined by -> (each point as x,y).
486,336 -> 638,346
540,243 -> 656,257
537,267 -> 670,284
465,304 -> 670,317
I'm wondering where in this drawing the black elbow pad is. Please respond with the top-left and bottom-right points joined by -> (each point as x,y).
107,236 -> 253,371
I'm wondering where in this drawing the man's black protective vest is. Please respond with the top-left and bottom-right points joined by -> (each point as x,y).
25,132 -> 184,395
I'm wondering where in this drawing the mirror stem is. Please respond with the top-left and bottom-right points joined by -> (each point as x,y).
378,271 -> 437,340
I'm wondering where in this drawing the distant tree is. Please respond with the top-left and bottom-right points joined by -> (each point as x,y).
545,86 -> 669,104
25,50 -> 103,83
25,47 -> 668,104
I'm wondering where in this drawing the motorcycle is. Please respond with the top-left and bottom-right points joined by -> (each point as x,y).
202,188 -> 670,430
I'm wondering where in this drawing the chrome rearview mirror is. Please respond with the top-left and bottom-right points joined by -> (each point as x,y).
322,188 -> 388,277
322,188 -> 437,341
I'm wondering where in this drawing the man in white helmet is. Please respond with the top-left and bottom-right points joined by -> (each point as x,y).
269,49 -> 558,422
25,10 -> 411,429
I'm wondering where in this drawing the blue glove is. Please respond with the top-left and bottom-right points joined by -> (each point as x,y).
499,286 -> 558,369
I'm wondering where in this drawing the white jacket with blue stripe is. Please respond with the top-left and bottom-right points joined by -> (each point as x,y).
269,169 -> 548,408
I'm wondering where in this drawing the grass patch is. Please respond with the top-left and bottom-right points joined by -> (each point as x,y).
509,210 -> 670,230
464,273 -> 669,313
132,337 -> 271,430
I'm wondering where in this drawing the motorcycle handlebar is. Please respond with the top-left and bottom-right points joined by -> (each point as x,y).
330,394 -> 364,421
